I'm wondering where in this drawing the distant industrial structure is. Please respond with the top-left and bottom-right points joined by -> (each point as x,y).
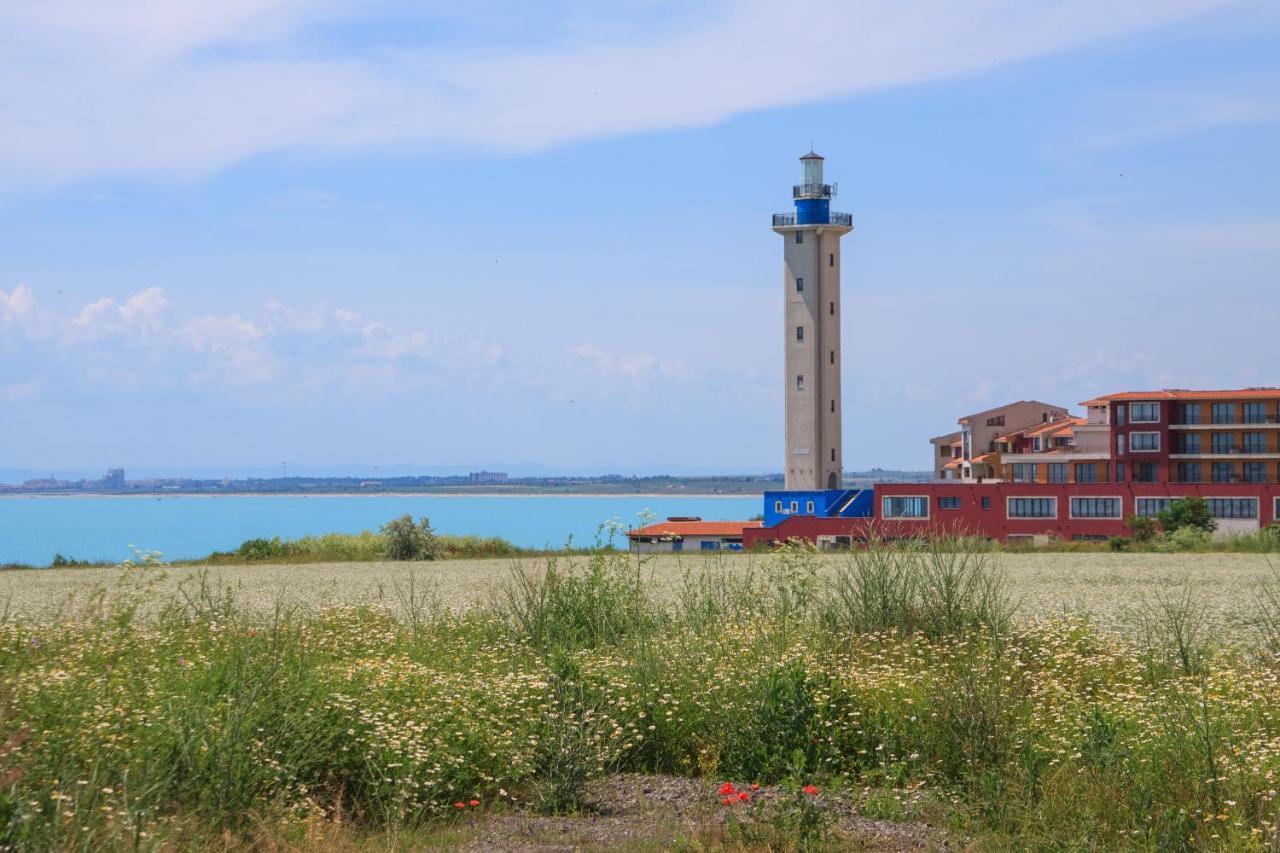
468,471 -> 509,485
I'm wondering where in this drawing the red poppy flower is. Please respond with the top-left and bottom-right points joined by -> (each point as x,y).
721,797 -> 735,806
737,791 -> 750,802
453,802 -> 466,809
468,799 -> 479,807
718,781 -> 736,795
802,784 -> 819,796
749,783 -> 760,791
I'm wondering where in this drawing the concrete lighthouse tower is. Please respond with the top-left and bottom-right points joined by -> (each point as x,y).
772,152 -> 853,491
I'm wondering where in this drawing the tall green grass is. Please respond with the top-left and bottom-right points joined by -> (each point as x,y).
1,544 -> 1278,849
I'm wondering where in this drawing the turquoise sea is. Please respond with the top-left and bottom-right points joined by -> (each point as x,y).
0,494 -> 760,566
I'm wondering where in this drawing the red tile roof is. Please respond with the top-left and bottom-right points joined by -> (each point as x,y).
1081,389 -> 1280,406
627,520 -> 763,538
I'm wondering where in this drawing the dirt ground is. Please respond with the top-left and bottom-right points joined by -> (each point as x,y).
444,774 -> 947,852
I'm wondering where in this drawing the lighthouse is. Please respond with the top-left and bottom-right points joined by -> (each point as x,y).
772,152 -> 853,491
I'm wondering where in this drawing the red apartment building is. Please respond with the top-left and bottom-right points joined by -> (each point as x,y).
744,388 -> 1280,547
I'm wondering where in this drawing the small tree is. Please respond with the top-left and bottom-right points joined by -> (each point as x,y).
1126,514 -> 1157,544
381,514 -> 442,561
1157,497 -> 1217,534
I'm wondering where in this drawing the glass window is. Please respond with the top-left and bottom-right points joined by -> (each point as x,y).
882,496 -> 928,518
1131,432 -> 1160,451
1008,497 -> 1056,518
1074,463 -> 1097,483
1212,403 -> 1234,424
1175,433 -> 1201,454
1243,433 -> 1266,453
1133,462 -> 1158,483
795,277 -> 803,292
1115,404 -> 1126,426
986,415 -> 1006,427
1116,463 -> 1126,482
1211,433 -> 1233,454
1243,402 -> 1266,424
938,497 -> 961,510
1208,498 -> 1257,519
981,496 -> 991,510
1177,462 -> 1202,483
1136,498 -> 1181,517
829,253 -> 834,267
1011,463 -> 1037,483
1047,463 -> 1068,484
796,326 -> 804,341
796,375 -> 804,391
1131,402 -> 1160,422
1212,462 -> 1234,482
795,231 -> 803,244
774,501 -> 782,512
790,501 -> 798,513
1243,462 -> 1266,483
1071,497 -> 1121,518
1116,434 -> 1126,455
1176,403 -> 1201,425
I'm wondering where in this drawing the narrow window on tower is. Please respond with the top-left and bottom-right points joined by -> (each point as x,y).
830,400 -> 835,413
796,326 -> 804,341
829,350 -> 834,365
831,449 -> 836,461
795,231 -> 803,244
795,277 -> 803,292
828,302 -> 834,316
796,375 -> 805,390
829,253 -> 834,267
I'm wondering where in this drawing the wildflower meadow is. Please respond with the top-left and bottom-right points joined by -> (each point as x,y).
1,541 -> 1280,849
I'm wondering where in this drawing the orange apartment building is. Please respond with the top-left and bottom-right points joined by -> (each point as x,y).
934,388 -> 1280,486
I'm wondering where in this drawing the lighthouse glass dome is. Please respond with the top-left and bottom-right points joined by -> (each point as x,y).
801,156 -> 823,186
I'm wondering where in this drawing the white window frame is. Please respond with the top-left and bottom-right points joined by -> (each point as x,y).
1069,496 -> 1123,519
774,500 -> 783,513
1207,497 -> 1258,520
1006,496 -> 1058,519
790,500 -> 799,513
1130,432 -> 1161,452
1131,401 -> 1160,423
1275,497 -> 1280,522
806,500 -> 815,513
881,495 -> 930,520
938,496 -> 962,510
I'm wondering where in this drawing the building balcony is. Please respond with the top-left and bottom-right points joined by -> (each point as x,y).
793,182 -> 835,199
772,211 -> 853,227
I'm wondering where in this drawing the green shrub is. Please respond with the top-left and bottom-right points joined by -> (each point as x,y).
1108,536 -> 1129,552
380,515 -> 442,561
1126,514 -> 1157,544
1157,497 -> 1216,534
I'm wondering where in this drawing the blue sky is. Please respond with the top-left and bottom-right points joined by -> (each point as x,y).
2,1 -> 1279,478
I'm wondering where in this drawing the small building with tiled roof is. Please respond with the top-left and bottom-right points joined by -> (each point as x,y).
626,518 -> 763,554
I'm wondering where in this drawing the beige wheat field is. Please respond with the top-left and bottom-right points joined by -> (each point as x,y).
0,551 -> 1273,635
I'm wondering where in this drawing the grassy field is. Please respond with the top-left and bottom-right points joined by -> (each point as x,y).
2,545 -> 1280,850
2,550 -> 1274,634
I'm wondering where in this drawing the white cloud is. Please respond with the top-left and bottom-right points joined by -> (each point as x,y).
0,284 -> 36,326
67,287 -> 169,342
572,342 -> 686,384
0,0 -> 1246,188
0,381 -> 39,401
8,284 -> 511,396
1066,85 -> 1280,152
